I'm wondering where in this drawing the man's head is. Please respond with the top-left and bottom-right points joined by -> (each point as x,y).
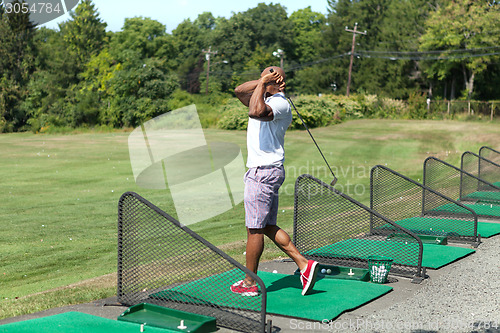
261,66 -> 285,80
261,66 -> 286,93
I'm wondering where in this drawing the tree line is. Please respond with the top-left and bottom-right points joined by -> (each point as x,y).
0,0 -> 498,132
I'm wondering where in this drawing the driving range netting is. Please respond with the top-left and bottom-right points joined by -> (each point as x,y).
479,146 -> 500,165
461,151 -> 500,203
117,192 -> 267,333
423,157 -> 500,219
370,165 -> 479,245
293,174 -> 424,281
479,146 -> 500,187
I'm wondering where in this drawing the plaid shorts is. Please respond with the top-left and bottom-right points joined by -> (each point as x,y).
244,165 -> 285,229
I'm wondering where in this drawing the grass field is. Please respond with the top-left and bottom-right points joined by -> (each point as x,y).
1,119 -> 499,319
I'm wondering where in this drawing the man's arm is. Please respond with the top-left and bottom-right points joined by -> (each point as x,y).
234,80 -> 259,107
248,77 -> 274,121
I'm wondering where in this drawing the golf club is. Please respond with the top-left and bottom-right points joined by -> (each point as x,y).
269,68 -> 338,186
286,96 -> 338,187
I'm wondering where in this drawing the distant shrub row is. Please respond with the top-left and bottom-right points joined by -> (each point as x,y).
216,92 -> 433,130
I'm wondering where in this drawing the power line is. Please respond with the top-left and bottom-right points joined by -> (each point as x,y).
358,46 -> 500,55
200,47 -> 500,80
206,53 -> 350,77
357,51 -> 500,61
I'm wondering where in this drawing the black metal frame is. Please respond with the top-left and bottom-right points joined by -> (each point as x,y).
423,157 -> 500,216
461,151 -> 500,189
117,192 -> 268,333
479,146 -> 500,166
370,165 -> 480,246
293,174 -> 424,283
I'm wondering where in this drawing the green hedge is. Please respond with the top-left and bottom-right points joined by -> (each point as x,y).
215,92 -> 448,130
217,94 -> 378,130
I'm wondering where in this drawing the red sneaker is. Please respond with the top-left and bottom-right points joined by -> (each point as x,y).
300,260 -> 319,295
230,280 -> 259,297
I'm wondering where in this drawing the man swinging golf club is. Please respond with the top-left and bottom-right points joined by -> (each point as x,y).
231,66 -> 319,296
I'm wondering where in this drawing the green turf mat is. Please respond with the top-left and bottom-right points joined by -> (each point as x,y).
0,312 -> 172,333
494,181 -> 500,187
392,217 -> 500,238
420,243 -> 475,268
306,239 -> 475,269
259,271 -> 392,321
151,270 -> 392,322
150,269 -> 254,309
463,191 -> 500,204
477,222 -> 500,237
433,203 -> 500,217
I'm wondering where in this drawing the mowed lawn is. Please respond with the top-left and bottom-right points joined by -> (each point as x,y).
0,119 -> 499,318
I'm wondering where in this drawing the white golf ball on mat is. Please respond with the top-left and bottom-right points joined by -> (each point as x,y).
321,268 -> 326,274
326,269 -> 332,274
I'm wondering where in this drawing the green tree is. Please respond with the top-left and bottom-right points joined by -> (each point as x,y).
22,26 -> 81,131
170,18 -> 206,92
372,0 -> 442,98
211,2 -> 293,83
105,55 -> 179,127
110,17 -> 168,61
60,0 -> 107,69
23,0 -> 109,131
420,0 -> 500,99
169,12 -> 226,93
324,0 -> 392,95
71,48 -> 121,126
289,7 -> 326,64
0,0 -> 37,132
286,7 -> 328,94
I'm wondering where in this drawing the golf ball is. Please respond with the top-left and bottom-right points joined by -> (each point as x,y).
272,270 -> 278,274
326,269 -> 332,274
321,268 -> 326,274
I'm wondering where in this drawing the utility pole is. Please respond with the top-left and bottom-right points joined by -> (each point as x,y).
273,48 -> 285,68
344,23 -> 366,97
202,46 -> 218,95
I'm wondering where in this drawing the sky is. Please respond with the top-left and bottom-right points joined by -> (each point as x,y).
41,0 -> 331,33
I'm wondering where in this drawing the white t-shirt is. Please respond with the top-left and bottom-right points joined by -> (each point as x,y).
246,92 -> 292,168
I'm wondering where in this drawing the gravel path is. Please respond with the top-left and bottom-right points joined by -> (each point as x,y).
353,235 -> 500,333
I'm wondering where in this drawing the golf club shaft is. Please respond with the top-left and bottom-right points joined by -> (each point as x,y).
287,97 -> 338,186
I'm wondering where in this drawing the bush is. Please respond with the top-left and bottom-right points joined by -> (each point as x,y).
217,99 -> 248,130
288,95 -> 338,129
375,97 -> 408,119
168,89 -> 196,110
407,91 -> 428,120
217,94 -> 366,130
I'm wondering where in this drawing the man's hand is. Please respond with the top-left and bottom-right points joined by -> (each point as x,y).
261,72 -> 286,91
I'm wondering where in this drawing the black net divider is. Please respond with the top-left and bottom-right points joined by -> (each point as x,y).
370,165 -> 480,246
479,146 -> 500,166
461,151 -> 500,191
423,157 -> 500,213
118,192 -> 269,333
478,147 -> 500,187
293,174 -> 425,283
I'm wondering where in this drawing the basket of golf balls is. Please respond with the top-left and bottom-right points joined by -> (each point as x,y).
368,256 -> 393,283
